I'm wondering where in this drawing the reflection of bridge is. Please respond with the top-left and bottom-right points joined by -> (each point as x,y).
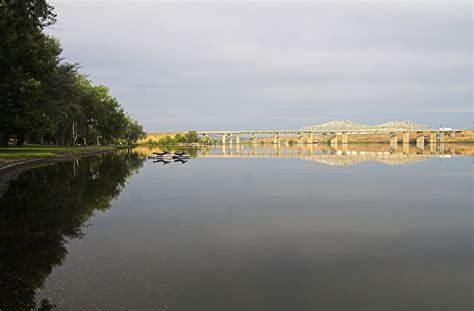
196,144 -> 458,167
197,121 -> 460,147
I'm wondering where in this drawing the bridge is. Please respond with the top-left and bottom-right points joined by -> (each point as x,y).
197,121 -> 459,148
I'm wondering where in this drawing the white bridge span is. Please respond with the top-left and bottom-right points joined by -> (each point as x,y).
197,121 -> 458,146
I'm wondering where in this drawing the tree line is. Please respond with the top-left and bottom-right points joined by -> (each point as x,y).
0,0 -> 145,147
155,131 -> 212,145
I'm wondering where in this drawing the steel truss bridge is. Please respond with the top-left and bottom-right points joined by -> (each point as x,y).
197,121 -> 459,146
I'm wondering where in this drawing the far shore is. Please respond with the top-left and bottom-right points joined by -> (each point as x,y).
140,130 -> 474,146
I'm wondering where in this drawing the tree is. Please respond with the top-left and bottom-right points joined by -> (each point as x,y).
0,1 -> 145,147
0,0 -> 57,146
124,116 -> 146,145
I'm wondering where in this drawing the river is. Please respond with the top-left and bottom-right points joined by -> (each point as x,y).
0,144 -> 472,310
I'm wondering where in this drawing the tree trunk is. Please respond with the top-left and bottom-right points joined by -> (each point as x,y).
0,133 -> 10,147
16,134 -> 26,147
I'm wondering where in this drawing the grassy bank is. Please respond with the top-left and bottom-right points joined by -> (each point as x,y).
0,146 -> 116,169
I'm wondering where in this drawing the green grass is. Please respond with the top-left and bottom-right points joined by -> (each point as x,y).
0,145 -> 114,161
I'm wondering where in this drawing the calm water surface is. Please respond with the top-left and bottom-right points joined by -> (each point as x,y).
0,145 -> 472,310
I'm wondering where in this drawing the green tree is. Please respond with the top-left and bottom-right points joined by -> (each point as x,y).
124,116 -> 146,145
0,1 -> 145,147
0,1 -> 57,146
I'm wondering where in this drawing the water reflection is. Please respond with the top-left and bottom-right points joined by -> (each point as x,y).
0,151 -> 145,310
134,143 -> 472,166
0,146 -> 471,310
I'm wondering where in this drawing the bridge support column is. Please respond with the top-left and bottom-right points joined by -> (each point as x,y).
416,132 -> 424,149
449,131 -> 456,138
273,143 -> 281,155
272,133 -> 280,144
402,131 -> 410,144
221,134 -> 226,145
341,132 -> 348,144
430,132 -> 437,144
402,142 -> 409,154
227,133 -> 233,145
439,131 -> 445,144
390,132 -> 398,152
330,134 -> 338,148
307,133 -> 313,144
235,133 -> 240,144
251,133 -> 257,144
390,132 -> 398,145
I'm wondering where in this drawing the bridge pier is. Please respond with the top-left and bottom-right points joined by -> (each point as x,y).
439,131 -> 445,144
273,133 -> 280,144
403,131 -> 410,144
402,142 -> 409,154
430,132 -> 437,144
251,133 -> 257,144
341,143 -> 348,154
330,134 -> 338,147
235,133 -> 240,144
227,133 -> 233,145
307,133 -> 313,144
221,134 -> 226,145
416,132 -> 424,149
439,142 -> 445,154
341,132 -> 348,144
390,132 -> 398,145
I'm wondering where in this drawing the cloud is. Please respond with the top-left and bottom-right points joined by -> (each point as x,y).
48,1 -> 472,131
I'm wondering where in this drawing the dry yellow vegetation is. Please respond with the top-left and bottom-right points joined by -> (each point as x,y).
138,132 -> 184,144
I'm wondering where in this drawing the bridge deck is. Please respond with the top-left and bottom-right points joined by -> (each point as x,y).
197,129 -> 456,135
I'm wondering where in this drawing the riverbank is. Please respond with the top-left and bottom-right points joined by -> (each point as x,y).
0,146 -> 118,197
0,146 -> 118,168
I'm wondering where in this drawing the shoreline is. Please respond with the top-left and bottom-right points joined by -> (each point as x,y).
0,147 -> 115,198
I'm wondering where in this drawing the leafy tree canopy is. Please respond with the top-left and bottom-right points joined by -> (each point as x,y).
0,0 -> 145,146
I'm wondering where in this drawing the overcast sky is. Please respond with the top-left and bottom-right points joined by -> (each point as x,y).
48,1 -> 472,132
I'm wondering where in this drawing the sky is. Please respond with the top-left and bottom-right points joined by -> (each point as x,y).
48,1 -> 472,132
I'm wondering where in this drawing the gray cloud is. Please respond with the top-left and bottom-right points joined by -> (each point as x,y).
48,1 -> 472,131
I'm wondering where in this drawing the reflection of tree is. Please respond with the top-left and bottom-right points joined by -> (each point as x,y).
0,152 -> 144,310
